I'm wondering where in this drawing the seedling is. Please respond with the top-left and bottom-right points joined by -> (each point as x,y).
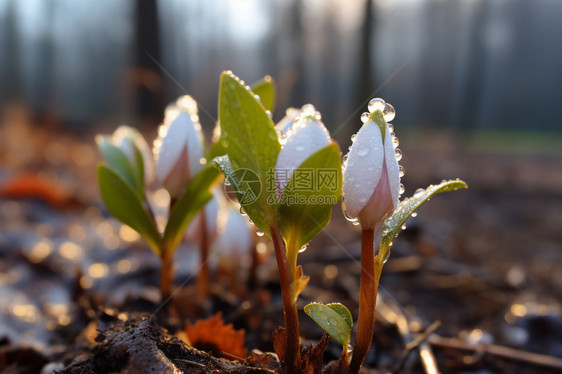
96,102 -> 222,301
96,70 -> 466,373
216,71 -> 342,372
304,99 -> 467,373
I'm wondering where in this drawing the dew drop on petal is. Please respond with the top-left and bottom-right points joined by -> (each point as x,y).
256,229 -> 264,237
299,245 -> 308,253
387,124 -> 394,132
351,134 -> 357,142
383,103 -> 395,121
368,98 -> 386,113
266,110 -> 272,119
239,207 -> 247,216
395,148 -> 403,161
254,94 -> 261,102
360,112 -> 370,123
399,165 -> 405,177
411,212 -> 418,217
224,179 -> 231,186
357,146 -> 369,157
399,183 -> 405,195
301,104 -> 316,116
415,188 -> 425,196
401,224 -> 407,230
392,137 -> 400,148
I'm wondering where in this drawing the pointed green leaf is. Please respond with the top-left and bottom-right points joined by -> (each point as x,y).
163,163 -> 222,251
279,143 -> 342,249
96,137 -> 140,195
98,165 -> 161,253
251,75 -> 276,113
380,179 -> 468,259
219,72 -> 281,235
304,302 -> 353,347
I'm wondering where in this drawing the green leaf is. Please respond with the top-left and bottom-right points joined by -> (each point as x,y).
380,179 -> 468,259
219,71 -> 281,235
279,143 -> 342,250
163,163 -> 222,251
98,165 -> 161,253
251,75 -> 276,113
207,136 -> 227,160
133,143 -> 145,193
326,303 -> 353,331
304,302 -> 353,347
96,136 -> 140,196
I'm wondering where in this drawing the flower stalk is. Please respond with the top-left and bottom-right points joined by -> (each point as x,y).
270,224 -> 301,373
159,245 -> 174,302
197,209 -> 210,298
349,228 -> 381,373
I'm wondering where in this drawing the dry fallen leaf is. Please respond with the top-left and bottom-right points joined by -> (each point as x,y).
183,312 -> 247,362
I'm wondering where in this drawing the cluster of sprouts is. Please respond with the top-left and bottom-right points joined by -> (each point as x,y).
96,70 -> 466,373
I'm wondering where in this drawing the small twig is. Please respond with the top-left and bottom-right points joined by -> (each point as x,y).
428,334 -> 562,371
390,321 -> 441,374
377,298 -> 440,374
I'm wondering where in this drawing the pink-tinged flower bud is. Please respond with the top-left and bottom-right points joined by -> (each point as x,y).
274,104 -> 331,196
111,125 -> 153,182
211,204 -> 253,266
275,107 -> 300,136
153,95 -> 205,198
342,99 -> 401,230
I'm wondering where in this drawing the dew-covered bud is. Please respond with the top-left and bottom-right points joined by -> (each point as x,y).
211,204 -> 254,266
274,105 -> 332,196
342,99 -> 401,231
110,125 -> 153,182
153,95 -> 205,198
275,107 -> 300,137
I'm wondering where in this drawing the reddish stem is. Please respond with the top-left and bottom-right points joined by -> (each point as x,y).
349,228 -> 380,373
197,210 -> 210,298
270,224 -> 301,373
160,247 -> 174,302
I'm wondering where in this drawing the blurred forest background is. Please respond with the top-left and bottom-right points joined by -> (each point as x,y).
1,0 -> 561,143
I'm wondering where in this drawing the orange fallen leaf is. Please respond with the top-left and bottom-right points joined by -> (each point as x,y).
183,312 -> 247,362
0,173 -> 70,208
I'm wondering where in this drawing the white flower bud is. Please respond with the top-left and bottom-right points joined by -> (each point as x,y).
275,107 -> 300,136
211,204 -> 253,265
111,125 -> 153,182
342,106 -> 401,230
153,95 -> 205,198
274,105 -> 331,196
